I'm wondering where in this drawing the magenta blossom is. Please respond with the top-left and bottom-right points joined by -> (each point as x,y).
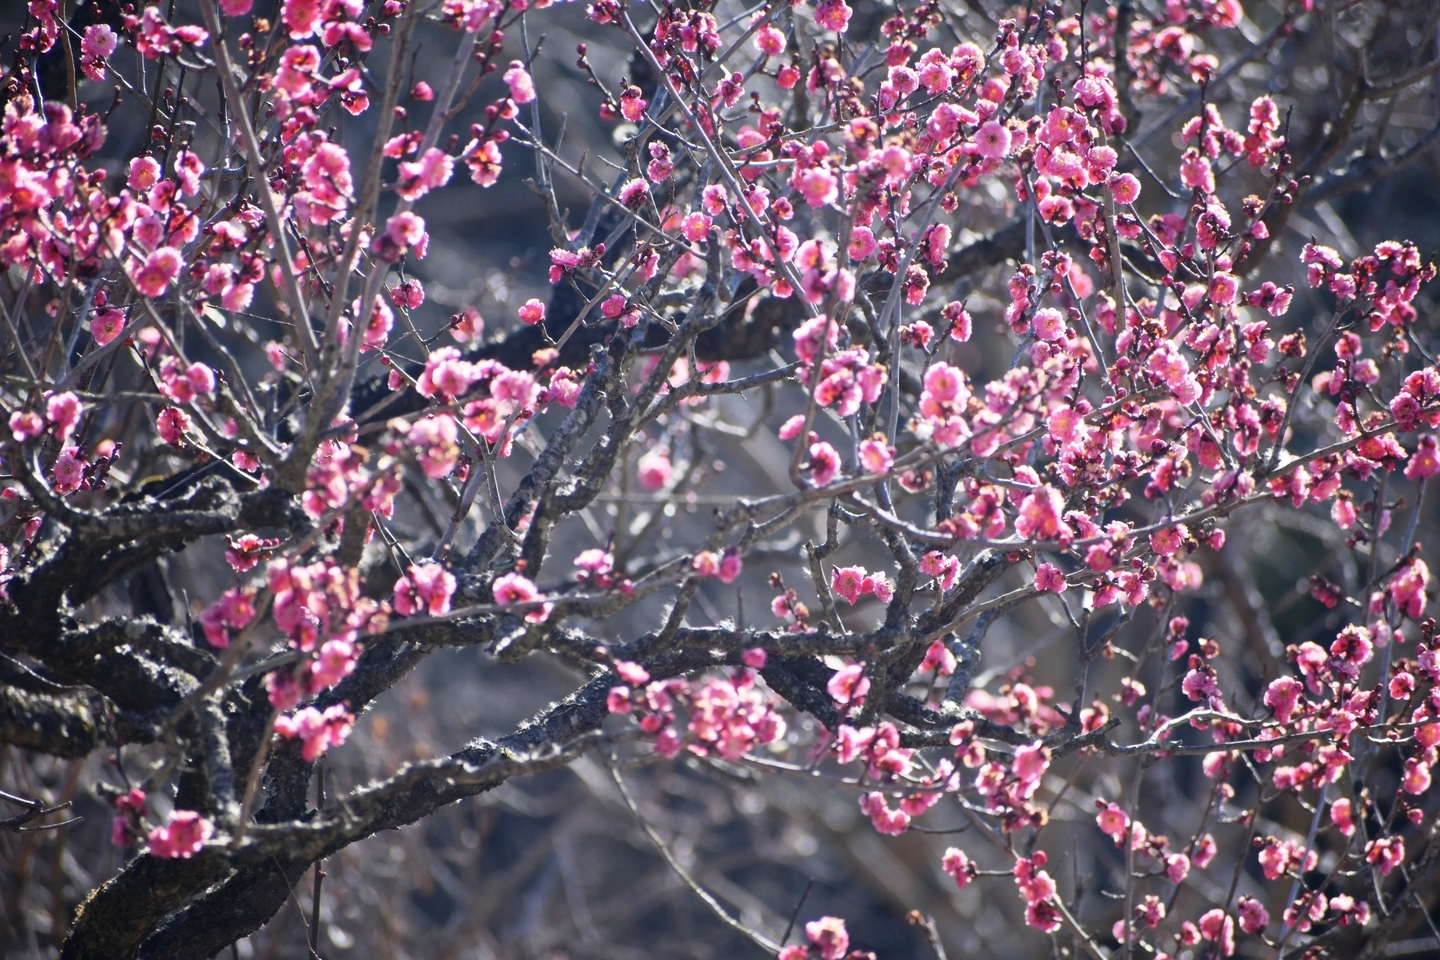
503,61 -> 536,104
493,572 -> 552,623
827,663 -> 869,706
146,810 -> 213,859
394,563 -> 457,617
275,704 -> 356,762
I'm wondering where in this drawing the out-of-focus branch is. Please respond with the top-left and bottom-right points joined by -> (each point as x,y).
1302,114 -> 1440,206
198,0 -> 318,372
0,683 -> 111,758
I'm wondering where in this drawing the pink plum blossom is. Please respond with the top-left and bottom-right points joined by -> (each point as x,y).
157,408 -> 192,445
805,917 -> 849,960
1096,802 -> 1129,843
146,810 -> 213,859
503,61 -> 536,103
827,663 -> 869,706
394,563 -> 457,617
275,704 -> 356,761
807,441 -> 840,486
637,447 -> 672,491
813,0 -> 852,32
832,566 -> 866,605
493,572 -> 552,622
974,120 -> 1012,159
132,247 -> 183,297
1034,563 -> 1067,593
397,148 -> 454,201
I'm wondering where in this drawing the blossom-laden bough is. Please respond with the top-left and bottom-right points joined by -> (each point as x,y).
1,0 -> 1439,956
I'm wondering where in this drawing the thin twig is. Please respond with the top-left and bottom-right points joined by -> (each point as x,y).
605,747 -> 781,953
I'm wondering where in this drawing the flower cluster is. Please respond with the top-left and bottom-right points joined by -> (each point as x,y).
607,655 -> 784,761
778,916 -> 873,960
274,703 -> 357,762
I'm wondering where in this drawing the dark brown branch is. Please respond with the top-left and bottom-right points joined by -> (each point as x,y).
0,683 -> 111,758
